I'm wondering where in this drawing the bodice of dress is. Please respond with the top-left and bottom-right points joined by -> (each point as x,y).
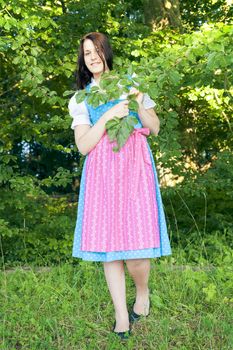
84,84 -> 143,129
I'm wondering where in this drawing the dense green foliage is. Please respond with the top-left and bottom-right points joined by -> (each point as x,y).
0,0 -> 232,266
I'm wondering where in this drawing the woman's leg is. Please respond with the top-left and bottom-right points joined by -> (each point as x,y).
125,258 -> 150,315
103,260 -> 129,332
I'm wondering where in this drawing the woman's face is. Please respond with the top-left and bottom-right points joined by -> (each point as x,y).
83,39 -> 107,77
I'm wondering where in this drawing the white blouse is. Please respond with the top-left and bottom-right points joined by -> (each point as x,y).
68,78 -> 156,130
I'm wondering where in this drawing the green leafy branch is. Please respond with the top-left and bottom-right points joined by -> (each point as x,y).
105,114 -> 139,152
72,70 -> 142,152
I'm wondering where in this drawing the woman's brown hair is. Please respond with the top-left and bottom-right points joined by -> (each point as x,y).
76,32 -> 113,90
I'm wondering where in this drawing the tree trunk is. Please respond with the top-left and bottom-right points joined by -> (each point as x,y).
60,0 -> 67,14
143,0 -> 181,30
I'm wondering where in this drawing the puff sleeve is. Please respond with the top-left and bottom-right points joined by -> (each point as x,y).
142,93 -> 156,109
131,73 -> 156,110
68,94 -> 92,130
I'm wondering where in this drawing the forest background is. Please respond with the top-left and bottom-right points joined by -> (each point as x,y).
0,0 -> 232,268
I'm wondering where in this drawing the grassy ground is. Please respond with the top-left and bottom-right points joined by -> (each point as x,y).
0,259 -> 232,350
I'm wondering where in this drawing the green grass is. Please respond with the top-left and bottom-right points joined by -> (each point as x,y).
1,259 -> 232,350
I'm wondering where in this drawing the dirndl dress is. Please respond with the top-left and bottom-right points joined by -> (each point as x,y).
70,85 -> 172,262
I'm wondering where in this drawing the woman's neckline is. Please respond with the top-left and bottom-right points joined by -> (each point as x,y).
91,77 -> 99,86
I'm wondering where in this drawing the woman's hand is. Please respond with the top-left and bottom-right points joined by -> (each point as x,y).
128,87 -> 144,105
103,100 -> 129,122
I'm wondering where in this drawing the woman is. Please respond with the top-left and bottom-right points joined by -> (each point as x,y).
68,32 -> 172,339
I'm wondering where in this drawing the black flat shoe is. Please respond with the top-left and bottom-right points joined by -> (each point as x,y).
112,321 -> 131,340
129,296 -> 151,324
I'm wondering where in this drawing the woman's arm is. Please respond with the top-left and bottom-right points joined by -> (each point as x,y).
129,88 -> 160,136
74,116 -> 107,156
74,100 -> 129,156
137,104 -> 160,136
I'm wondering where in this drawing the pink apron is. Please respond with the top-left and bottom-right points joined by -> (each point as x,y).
80,127 -> 160,252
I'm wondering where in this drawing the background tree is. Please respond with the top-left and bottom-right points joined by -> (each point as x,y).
143,0 -> 182,29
